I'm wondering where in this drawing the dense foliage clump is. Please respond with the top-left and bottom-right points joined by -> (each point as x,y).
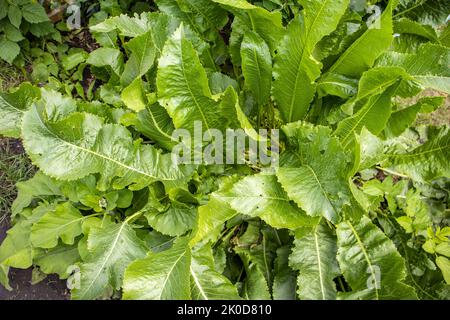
0,0 -> 449,300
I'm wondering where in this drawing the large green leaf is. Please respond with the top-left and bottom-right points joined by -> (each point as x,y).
157,25 -> 231,133
190,176 -> 240,246
71,220 -> 147,300
335,74 -> 401,148
387,126 -> 450,182
377,43 -> 450,94
277,122 -> 354,223
328,0 -> 397,77
240,31 -> 272,106
135,103 -> 178,151
22,104 -> 192,191
190,244 -> 241,300
179,0 -> 229,30
385,96 -> 445,137
31,202 -> 84,249
272,0 -> 349,122
219,173 -> 315,230
0,39 -> 20,64
336,216 -> 417,299
121,31 -> 157,85
123,238 -> 191,300
289,221 -> 340,300
0,82 -> 40,138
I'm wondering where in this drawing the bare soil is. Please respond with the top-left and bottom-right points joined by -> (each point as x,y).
0,138 -> 68,300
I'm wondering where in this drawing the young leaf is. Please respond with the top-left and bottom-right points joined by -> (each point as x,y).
328,0 -> 397,77
135,103 -> 178,151
240,31 -> 272,106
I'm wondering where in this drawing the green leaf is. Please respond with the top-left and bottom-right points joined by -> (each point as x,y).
179,0 -> 229,30
121,78 -> 147,112
190,244 -> 241,300
240,31 -> 272,106
336,216 -> 417,299
4,24 -> 24,42
31,202 -> 84,249
157,25 -> 231,133
22,3 -> 49,24
212,0 -> 283,52
121,30 -> 157,86
273,246 -> 296,300
0,82 -> 40,138
8,5 -> 22,29
87,48 -> 124,76
0,221 -> 32,269
34,245 -> 80,279
71,220 -> 148,300
385,96 -> 445,137
317,73 -> 359,99
90,13 -> 151,37
289,221 -> 339,300
190,176 -> 240,246
277,122 -> 354,223
135,103 -> 178,151
273,0 -> 349,123
387,126 -> 450,182
145,204 -> 197,237
22,104 -> 192,191
61,51 -> 88,71
219,173 -> 315,230
328,0 -> 396,77
377,43 -> 450,94
241,263 -> 271,300
0,264 -> 12,291
394,18 -> 440,43
0,38 -> 20,64
436,243 -> 450,258
123,238 -> 191,299
436,256 -> 450,284
335,70 -> 402,148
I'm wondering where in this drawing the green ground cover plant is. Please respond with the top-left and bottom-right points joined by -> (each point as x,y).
0,0 -> 449,300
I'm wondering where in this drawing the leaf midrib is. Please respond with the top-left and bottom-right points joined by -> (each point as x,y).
347,221 -> 380,300
33,107 -> 179,182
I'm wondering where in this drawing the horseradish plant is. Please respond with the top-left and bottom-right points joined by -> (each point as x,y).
0,0 -> 449,299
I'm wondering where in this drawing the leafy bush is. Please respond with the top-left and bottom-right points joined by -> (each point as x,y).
0,0 -> 449,300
